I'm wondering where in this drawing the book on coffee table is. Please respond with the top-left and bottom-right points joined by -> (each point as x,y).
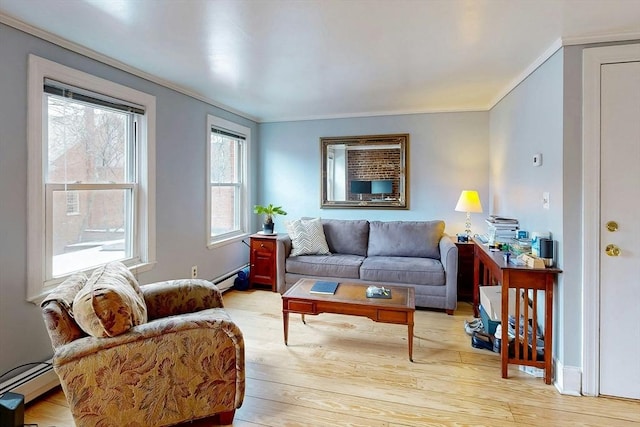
310,281 -> 339,295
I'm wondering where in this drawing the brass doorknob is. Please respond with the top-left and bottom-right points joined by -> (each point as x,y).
606,221 -> 619,232
605,244 -> 621,257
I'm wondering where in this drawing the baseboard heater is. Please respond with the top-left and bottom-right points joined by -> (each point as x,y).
211,263 -> 249,292
0,360 -> 59,404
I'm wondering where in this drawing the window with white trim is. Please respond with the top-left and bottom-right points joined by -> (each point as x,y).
27,55 -> 156,301
207,115 -> 249,246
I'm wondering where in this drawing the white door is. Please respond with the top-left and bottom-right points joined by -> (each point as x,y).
599,61 -> 640,399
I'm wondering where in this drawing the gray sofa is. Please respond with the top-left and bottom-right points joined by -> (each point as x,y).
275,219 -> 458,314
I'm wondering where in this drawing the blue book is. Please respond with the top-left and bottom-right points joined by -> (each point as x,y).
310,281 -> 339,295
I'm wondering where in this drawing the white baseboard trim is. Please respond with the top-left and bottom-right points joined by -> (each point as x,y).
215,275 -> 236,292
211,263 -> 249,293
554,359 -> 582,396
0,360 -> 60,403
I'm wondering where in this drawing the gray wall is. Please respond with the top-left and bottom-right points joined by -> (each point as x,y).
0,23 -> 257,376
489,50 -> 577,366
488,41 -> 640,374
258,113 -> 490,234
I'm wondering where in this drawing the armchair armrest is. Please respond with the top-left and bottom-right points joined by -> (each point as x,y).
142,279 -> 223,320
275,234 -> 292,294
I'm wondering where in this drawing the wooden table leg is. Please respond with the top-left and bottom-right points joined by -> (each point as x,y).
408,322 -> 414,362
301,313 -> 306,324
473,243 -> 481,317
501,278 -> 509,379
544,276 -> 554,385
283,311 -> 289,345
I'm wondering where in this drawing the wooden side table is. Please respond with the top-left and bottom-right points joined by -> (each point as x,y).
455,242 -> 475,302
249,233 -> 278,291
472,237 -> 561,384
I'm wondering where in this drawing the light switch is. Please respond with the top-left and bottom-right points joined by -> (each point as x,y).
543,192 -> 550,209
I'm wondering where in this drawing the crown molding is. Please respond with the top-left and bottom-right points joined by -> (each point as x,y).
0,12 -> 259,123
260,105 -> 489,124
488,31 -> 640,111
562,31 -> 640,46
487,38 -> 563,110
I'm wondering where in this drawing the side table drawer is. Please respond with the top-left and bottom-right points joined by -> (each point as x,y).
251,239 -> 276,252
377,309 -> 408,324
286,300 -> 316,314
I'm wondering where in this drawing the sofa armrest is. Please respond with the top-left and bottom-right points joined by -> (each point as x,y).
439,234 -> 459,312
142,279 -> 224,320
276,234 -> 292,294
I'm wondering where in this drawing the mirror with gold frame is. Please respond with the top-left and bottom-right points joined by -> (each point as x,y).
321,134 -> 409,209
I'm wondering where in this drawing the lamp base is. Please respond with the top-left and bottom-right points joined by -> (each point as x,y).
464,212 -> 473,236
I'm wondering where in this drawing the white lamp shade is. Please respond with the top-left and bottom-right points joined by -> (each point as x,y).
455,190 -> 483,213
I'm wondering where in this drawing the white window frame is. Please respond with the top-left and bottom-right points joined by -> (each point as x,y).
27,55 -> 156,302
206,115 -> 250,248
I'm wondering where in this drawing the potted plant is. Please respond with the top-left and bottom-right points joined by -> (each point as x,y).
253,203 -> 287,234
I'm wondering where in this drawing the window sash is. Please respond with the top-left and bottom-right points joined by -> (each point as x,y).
210,134 -> 241,184
44,85 -> 138,280
44,183 -> 137,280
209,183 -> 242,240
206,115 -> 249,247
45,94 -> 138,185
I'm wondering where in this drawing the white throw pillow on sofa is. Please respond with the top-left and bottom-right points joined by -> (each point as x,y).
286,218 -> 331,256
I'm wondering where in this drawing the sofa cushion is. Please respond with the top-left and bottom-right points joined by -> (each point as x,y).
367,220 -> 445,258
73,261 -> 148,338
360,256 -> 445,286
286,218 -> 331,256
286,254 -> 364,279
322,219 -> 369,256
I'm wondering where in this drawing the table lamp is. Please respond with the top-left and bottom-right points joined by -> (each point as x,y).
371,179 -> 393,200
350,180 -> 371,201
455,190 -> 483,236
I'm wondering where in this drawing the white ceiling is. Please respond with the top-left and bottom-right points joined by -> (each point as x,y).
2,0 -> 640,122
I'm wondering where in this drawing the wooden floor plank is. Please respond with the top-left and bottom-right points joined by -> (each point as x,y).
24,289 -> 640,426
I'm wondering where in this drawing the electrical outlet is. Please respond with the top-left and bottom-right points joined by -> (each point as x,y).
533,153 -> 542,167
542,192 -> 550,209
191,265 -> 198,279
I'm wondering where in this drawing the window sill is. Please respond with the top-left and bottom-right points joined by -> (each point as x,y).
207,233 -> 250,250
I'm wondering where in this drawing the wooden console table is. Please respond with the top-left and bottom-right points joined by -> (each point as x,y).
472,238 -> 561,384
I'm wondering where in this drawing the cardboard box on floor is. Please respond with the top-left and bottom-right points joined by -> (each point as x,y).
479,285 -> 523,322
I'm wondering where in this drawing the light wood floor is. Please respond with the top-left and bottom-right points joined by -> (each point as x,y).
26,289 -> 639,426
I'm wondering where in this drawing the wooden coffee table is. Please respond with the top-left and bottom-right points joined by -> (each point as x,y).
282,278 -> 416,361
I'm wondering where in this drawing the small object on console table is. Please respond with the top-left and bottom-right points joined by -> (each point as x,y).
366,285 -> 392,298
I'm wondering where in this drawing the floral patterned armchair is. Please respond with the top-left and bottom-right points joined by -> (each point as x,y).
41,264 -> 245,427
